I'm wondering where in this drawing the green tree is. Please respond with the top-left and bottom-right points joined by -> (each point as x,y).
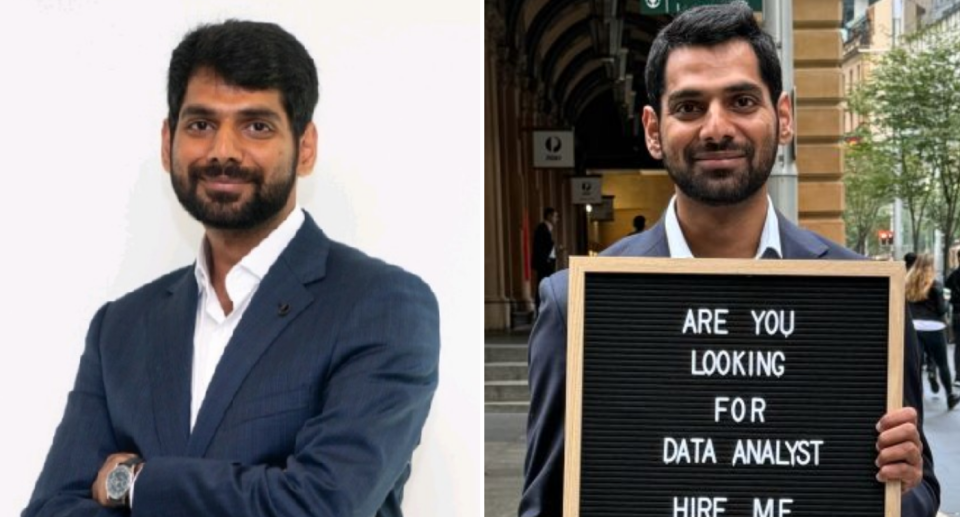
848,28 -> 960,267
843,134 -> 894,255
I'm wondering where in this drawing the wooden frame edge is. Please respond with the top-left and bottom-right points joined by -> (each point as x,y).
574,257 -> 903,277
886,268 -> 905,517
563,257 -> 587,517
562,257 -> 904,516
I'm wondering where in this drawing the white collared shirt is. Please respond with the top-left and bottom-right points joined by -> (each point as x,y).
664,195 -> 782,259
190,206 -> 306,429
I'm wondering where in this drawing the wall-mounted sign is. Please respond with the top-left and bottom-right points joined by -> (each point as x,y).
589,195 -> 615,222
533,130 -> 575,168
571,177 -> 602,204
640,0 -> 763,15
565,258 -> 903,517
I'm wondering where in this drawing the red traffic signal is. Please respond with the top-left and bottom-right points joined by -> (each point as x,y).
878,230 -> 894,246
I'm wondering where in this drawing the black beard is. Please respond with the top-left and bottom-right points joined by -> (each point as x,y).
662,126 -> 778,207
170,157 -> 296,230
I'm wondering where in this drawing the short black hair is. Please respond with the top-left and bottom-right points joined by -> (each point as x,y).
644,1 -> 782,116
633,215 -> 646,231
544,207 -> 557,220
167,20 -> 319,139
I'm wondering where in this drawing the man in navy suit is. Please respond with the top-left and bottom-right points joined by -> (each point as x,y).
521,3 -> 939,516
24,20 -> 439,517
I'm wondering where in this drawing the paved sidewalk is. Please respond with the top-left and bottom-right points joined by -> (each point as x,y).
923,344 -> 960,517
486,412 -> 526,517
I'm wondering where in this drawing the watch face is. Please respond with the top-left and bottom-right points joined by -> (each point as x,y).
106,465 -> 133,501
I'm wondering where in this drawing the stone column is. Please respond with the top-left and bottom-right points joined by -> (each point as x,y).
485,13 -> 510,330
794,0 -> 847,243
499,59 -> 530,322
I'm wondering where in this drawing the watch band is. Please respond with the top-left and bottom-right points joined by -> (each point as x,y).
121,457 -> 144,469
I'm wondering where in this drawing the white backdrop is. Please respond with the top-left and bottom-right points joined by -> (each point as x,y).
0,1 -> 482,515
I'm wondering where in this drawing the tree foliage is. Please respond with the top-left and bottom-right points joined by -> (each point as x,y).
846,28 -> 960,267
842,134 -> 894,255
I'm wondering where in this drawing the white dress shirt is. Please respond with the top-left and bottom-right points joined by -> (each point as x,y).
190,206 -> 306,429
664,195 -> 782,259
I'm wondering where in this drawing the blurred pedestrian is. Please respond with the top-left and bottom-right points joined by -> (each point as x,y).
904,251 -> 937,378
629,215 -> 646,236
906,253 -> 959,409
905,251 -> 917,270
532,208 -> 559,314
943,248 -> 960,389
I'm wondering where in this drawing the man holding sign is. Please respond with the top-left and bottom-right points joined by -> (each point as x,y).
520,2 -> 938,516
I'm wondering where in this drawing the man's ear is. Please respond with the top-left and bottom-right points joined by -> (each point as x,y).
776,92 -> 794,145
161,119 -> 171,173
296,122 -> 318,177
641,106 -> 663,159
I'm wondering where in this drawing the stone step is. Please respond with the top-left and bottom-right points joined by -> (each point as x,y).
512,310 -> 534,328
486,345 -> 527,364
485,401 -> 530,414
486,380 -> 530,402
486,362 -> 528,382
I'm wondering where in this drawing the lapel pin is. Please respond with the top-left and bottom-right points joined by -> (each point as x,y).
278,303 -> 291,316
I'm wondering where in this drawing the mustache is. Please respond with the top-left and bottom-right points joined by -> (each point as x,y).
188,161 -> 260,182
684,140 -> 755,165
688,138 -> 753,156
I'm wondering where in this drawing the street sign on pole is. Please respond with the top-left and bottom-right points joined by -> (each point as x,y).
640,0 -> 763,15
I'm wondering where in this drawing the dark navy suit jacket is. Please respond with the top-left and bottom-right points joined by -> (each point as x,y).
520,216 -> 940,517
24,213 -> 440,517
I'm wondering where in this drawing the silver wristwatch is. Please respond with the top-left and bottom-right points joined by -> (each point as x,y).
105,457 -> 143,507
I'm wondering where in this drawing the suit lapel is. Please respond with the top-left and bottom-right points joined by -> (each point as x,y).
610,222 -> 670,258
777,211 -> 829,259
186,215 -> 329,457
149,270 -> 197,456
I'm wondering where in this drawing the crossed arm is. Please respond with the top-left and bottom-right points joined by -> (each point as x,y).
23,274 -> 440,517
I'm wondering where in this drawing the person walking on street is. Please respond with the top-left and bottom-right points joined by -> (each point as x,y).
531,208 -> 559,313
942,248 -> 960,389
906,253 -> 959,409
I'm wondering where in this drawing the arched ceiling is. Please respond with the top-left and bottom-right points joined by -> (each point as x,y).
498,0 -> 672,169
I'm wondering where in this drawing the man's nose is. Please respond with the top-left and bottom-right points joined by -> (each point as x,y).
208,125 -> 243,163
699,103 -> 735,143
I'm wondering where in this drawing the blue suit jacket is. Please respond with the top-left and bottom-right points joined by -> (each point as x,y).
24,213 -> 440,517
520,217 -> 939,517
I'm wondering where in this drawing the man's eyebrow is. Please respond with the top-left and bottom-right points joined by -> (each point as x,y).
179,105 -> 284,123
235,108 -> 284,123
665,82 -> 765,104
723,82 -> 765,96
179,105 -> 217,119
666,89 -> 703,105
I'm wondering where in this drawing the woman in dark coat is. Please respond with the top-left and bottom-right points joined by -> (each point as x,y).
906,253 -> 959,409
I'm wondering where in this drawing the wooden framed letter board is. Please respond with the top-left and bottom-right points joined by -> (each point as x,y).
564,258 -> 904,517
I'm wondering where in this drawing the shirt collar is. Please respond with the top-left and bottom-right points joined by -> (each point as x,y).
664,195 -> 782,259
194,205 -> 306,294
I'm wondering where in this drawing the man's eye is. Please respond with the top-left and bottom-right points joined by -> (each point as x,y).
187,121 -> 212,131
249,122 -> 273,133
673,103 -> 701,115
734,96 -> 758,109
